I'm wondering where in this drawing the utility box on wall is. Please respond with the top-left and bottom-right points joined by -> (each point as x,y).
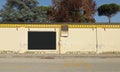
61,25 -> 69,37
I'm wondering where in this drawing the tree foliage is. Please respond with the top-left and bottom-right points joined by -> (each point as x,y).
47,0 -> 96,22
97,3 -> 120,23
0,0 -> 49,23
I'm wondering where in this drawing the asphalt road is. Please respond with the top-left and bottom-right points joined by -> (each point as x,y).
0,57 -> 120,72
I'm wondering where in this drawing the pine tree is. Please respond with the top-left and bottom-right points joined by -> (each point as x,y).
0,0 -> 49,23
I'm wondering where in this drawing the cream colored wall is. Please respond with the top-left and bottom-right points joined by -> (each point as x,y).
61,28 -> 120,54
18,28 -> 28,53
0,28 -> 28,53
0,27 -> 120,54
0,28 -> 19,51
60,28 -> 96,54
0,28 -> 60,54
97,28 -> 120,53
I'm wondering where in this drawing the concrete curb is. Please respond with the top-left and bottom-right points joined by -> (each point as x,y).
0,54 -> 120,59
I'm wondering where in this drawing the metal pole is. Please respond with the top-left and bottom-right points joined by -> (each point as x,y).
59,28 -> 61,55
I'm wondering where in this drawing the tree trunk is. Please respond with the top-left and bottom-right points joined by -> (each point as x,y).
108,16 -> 111,24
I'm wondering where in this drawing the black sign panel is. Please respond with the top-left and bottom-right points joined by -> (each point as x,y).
28,31 -> 56,50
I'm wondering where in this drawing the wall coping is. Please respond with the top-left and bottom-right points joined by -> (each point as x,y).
0,24 -> 120,28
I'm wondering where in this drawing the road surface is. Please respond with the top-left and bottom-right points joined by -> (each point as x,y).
0,57 -> 120,72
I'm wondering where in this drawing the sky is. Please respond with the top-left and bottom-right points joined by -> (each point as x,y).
0,0 -> 120,23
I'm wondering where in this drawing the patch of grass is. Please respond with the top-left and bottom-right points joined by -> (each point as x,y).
64,51 -> 96,55
24,51 -> 45,54
100,51 -> 120,54
0,50 -> 18,54
40,56 -> 55,59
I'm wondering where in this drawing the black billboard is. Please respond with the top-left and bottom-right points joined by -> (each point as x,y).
28,31 -> 56,50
